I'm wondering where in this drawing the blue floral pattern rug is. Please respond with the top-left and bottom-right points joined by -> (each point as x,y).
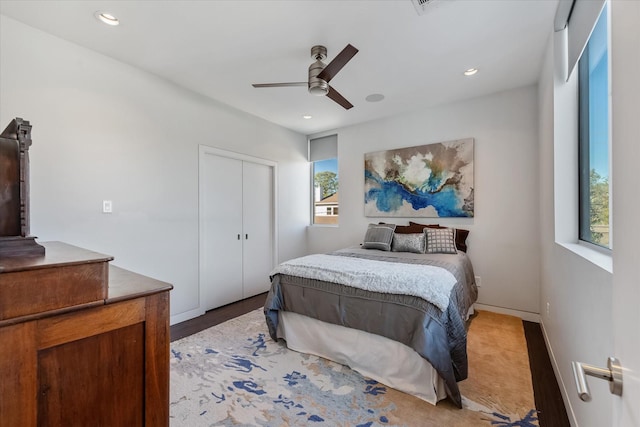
170,309 -> 538,426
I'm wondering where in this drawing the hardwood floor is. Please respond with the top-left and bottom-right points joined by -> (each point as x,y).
170,293 -> 267,342
171,296 -> 570,426
524,321 -> 571,427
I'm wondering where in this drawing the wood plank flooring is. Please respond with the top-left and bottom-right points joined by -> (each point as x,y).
524,321 -> 571,427
170,293 -> 267,342
171,294 -> 570,426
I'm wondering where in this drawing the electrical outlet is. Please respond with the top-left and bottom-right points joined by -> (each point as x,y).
474,276 -> 481,287
546,302 -> 550,317
102,200 -> 113,214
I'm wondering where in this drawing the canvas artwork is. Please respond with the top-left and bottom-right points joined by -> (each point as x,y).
364,138 -> 474,218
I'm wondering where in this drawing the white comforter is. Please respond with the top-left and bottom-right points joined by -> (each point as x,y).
270,253 -> 456,311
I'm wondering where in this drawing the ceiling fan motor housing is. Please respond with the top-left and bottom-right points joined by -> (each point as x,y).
308,63 -> 329,96
308,45 -> 329,96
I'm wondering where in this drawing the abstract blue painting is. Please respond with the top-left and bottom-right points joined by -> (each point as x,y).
364,138 -> 474,218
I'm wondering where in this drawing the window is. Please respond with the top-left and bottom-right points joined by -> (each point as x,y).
309,135 -> 338,225
578,4 -> 610,248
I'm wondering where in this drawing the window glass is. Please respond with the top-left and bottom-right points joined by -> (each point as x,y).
313,158 -> 339,225
578,4 -> 610,248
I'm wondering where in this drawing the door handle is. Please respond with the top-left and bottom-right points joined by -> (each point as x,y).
572,357 -> 623,402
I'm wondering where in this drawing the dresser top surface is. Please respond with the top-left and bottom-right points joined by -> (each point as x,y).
0,241 -> 172,326
0,241 -> 114,273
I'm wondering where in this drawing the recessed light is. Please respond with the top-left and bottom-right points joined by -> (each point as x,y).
365,93 -> 385,103
463,68 -> 478,76
95,11 -> 119,26
303,115 -> 312,119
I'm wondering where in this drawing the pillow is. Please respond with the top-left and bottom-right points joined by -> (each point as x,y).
392,223 -> 439,234
391,233 -> 426,254
410,222 -> 469,252
362,223 -> 396,251
453,229 -> 469,252
424,227 -> 458,254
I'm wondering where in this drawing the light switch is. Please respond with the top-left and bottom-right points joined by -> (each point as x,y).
102,200 -> 113,213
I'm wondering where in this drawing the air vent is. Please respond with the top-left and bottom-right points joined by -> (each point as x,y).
411,0 -> 445,16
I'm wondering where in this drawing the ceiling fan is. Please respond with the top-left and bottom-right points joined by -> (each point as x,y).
252,44 -> 359,110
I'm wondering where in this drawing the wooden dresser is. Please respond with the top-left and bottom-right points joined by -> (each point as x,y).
0,242 -> 173,427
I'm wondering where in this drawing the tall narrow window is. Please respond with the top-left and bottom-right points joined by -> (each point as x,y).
578,4 -> 610,248
309,135 -> 338,225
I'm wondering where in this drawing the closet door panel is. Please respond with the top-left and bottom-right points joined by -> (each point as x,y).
201,154 -> 244,310
242,161 -> 274,298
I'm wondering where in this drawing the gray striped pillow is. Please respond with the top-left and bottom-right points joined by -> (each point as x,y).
362,223 -> 396,251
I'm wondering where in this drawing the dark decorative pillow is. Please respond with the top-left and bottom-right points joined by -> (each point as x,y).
391,222 -> 439,234
410,222 -> 469,252
363,223 -> 396,251
391,233 -> 426,254
453,229 -> 469,252
424,227 -> 458,254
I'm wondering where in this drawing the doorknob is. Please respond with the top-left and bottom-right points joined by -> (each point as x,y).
572,357 -> 623,402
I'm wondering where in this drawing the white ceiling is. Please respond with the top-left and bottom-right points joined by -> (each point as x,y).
0,0 -> 558,135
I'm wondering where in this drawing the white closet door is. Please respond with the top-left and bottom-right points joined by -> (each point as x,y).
200,153 -> 244,310
242,161 -> 274,298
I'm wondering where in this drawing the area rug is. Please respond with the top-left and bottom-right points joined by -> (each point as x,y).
170,310 -> 538,426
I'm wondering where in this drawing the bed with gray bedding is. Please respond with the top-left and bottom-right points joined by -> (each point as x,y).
264,246 -> 478,408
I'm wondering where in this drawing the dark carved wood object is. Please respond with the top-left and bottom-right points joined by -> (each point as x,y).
0,117 -> 44,256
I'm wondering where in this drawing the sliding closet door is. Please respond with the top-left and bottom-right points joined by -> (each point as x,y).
200,146 -> 277,312
200,153 -> 244,310
242,161 -> 274,297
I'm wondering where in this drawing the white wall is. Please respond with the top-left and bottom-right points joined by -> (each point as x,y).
0,16 -> 310,324
308,86 -> 541,316
537,13 -> 613,427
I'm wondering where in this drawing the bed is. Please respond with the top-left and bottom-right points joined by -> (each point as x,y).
264,224 -> 478,408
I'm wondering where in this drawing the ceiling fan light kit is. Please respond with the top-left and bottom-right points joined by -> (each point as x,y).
252,44 -> 358,109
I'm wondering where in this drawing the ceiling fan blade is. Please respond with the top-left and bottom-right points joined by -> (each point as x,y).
327,86 -> 353,110
317,44 -> 358,83
252,82 -> 307,88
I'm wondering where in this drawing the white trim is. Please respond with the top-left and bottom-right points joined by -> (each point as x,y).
199,145 -> 278,169
540,320 -> 579,427
170,307 -> 205,326
197,144 -> 278,311
474,303 -> 541,323
557,242 -> 612,273
308,137 -> 313,225
309,133 -> 339,226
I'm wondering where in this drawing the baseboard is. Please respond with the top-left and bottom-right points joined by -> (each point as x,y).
474,303 -> 541,323
540,320 -> 579,427
170,307 -> 205,326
